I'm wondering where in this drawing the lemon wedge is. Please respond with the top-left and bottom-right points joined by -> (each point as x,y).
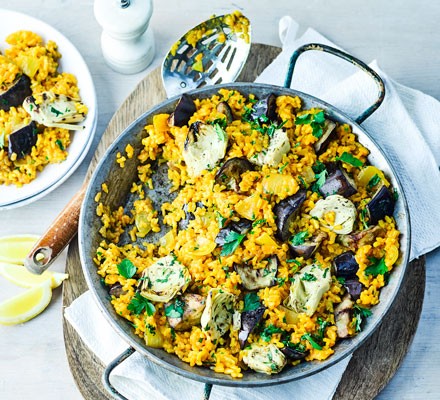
0,234 -> 39,264
0,262 -> 68,289
0,281 -> 52,325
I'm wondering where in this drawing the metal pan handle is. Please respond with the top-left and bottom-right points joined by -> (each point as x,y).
284,43 -> 385,124
102,347 -> 213,400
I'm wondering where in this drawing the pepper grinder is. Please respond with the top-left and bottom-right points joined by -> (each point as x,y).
94,0 -> 155,74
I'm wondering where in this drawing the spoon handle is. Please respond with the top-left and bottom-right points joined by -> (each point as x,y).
24,183 -> 86,274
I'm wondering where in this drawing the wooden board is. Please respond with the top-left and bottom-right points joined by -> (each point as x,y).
62,43 -> 426,400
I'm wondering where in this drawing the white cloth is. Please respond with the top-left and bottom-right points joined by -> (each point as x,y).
65,17 -> 440,400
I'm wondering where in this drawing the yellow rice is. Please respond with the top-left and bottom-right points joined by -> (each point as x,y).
93,88 -> 400,378
0,30 -> 87,186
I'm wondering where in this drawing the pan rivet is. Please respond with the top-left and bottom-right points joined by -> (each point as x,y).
180,82 -> 187,88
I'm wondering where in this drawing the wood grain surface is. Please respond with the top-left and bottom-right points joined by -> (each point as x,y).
62,43 -> 426,400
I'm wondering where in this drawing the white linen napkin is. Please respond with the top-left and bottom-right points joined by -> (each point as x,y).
65,17 -> 440,400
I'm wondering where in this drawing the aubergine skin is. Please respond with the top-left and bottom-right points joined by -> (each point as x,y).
319,164 -> 357,198
214,157 -> 254,191
273,190 -> 307,242
366,185 -> 395,225
343,279 -> 363,301
333,251 -> 359,279
216,102 -> 233,124
8,121 -> 38,159
280,346 -> 307,361
215,218 -> 252,245
248,93 -> 277,123
289,231 -> 327,259
0,74 -> 32,112
238,306 -> 265,348
168,94 -> 196,127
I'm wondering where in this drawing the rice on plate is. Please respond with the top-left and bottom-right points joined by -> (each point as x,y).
93,88 -> 400,378
0,30 -> 87,187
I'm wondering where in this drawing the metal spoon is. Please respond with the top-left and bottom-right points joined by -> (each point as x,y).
24,11 -> 251,275
162,11 -> 251,97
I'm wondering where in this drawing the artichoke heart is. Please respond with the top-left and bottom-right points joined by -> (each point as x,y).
242,343 -> 286,375
23,91 -> 86,130
309,194 -> 357,234
139,255 -> 191,303
183,121 -> 228,177
283,263 -> 331,318
251,128 -> 290,167
200,288 -> 236,340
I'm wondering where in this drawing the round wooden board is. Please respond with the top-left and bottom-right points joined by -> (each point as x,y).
62,43 -> 426,400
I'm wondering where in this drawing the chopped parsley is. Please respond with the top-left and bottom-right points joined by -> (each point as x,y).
117,258 -> 136,279
365,256 -> 388,276
359,207 -> 369,229
164,298 -> 185,319
311,161 -> 328,192
127,292 -> 155,316
216,211 -> 227,228
295,111 -> 326,138
50,106 -> 63,117
220,230 -> 246,256
353,304 -> 372,332
335,152 -> 363,167
261,324 -> 285,342
252,219 -> 266,227
55,139 -> 65,151
301,272 -> 317,282
290,230 -> 309,246
208,117 -> 227,130
278,162 -> 289,173
276,277 -> 287,287
146,323 -> 156,335
367,173 -> 381,190
243,292 -> 261,312
301,333 -> 323,350
214,123 -> 227,142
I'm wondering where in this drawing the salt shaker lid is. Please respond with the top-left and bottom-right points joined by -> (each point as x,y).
94,0 -> 153,39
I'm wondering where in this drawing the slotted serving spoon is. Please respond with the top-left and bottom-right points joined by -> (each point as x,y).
162,12 -> 252,97
24,11 -> 252,275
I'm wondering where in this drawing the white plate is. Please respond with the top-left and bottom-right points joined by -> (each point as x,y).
0,9 -> 97,210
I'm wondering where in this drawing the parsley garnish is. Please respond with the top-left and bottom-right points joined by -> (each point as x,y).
335,152 -> 363,167
365,257 -> 388,276
367,173 -> 381,190
117,258 -> 136,279
359,208 -> 369,229
276,277 -> 287,287
301,273 -> 317,282
127,293 -> 155,316
261,324 -> 285,342
317,317 -> 330,338
208,117 -> 227,130
278,162 -> 289,173
220,230 -> 246,256
146,323 -> 156,335
216,211 -> 227,228
50,106 -> 63,117
164,298 -> 185,318
290,230 -> 309,246
243,292 -> 261,312
252,219 -> 266,227
301,333 -> 323,350
55,139 -> 65,151
214,123 -> 226,141
353,304 -> 372,332
311,161 -> 328,192
295,111 -> 326,138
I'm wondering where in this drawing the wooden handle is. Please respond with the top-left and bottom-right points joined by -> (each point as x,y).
24,183 -> 87,274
